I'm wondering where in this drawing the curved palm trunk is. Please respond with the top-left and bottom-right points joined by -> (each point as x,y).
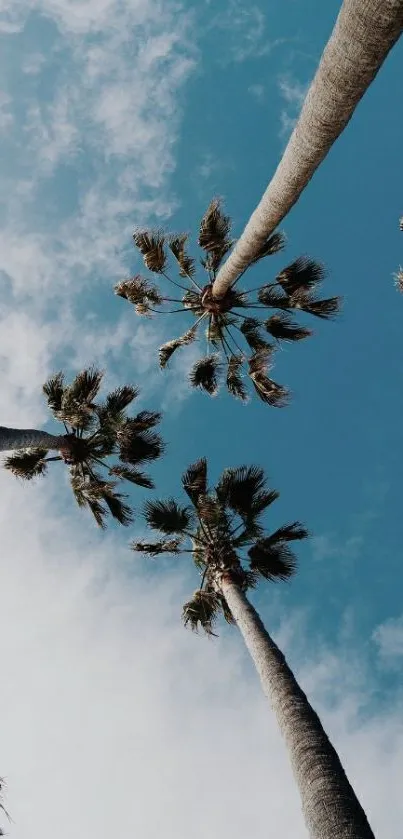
220,577 -> 375,839
0,426 -> 68,452
212,0 -> 403,298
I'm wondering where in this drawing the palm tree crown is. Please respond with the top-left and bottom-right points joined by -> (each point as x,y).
132,458 -> 308,634
115,199 -> 341,407
3,367 -> 164,528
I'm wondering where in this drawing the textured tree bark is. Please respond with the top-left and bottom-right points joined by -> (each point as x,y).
220,578 -> 375,839
0,427 -> 68,452
212,0 -> 403,298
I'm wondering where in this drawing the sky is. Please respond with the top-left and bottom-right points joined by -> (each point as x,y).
0,0 -> 402,836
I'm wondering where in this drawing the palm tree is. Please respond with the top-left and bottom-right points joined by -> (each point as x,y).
115,200 -> 340,406
2,367 -> 164,528
212,0 -> 403,298
132,458 -> 375,839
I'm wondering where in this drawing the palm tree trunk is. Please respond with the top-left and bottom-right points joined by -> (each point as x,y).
212,0 -> 403,298
220,576 -> 375,839
0,426 -> 68,452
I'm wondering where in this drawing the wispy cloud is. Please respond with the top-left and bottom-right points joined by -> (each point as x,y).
373,615 -> 403,660
278,73 -> 309,138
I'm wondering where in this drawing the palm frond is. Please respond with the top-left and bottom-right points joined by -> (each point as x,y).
131,410 -> 161,431
109,465 -> 154,488
248,351 -> 289,407
132,538 -> 183,556
133,230 -> 167,273
169,234 -> 196,278
182,589 -> 220,635
42,371 -> 65,415
70,474 -> 107,528
216,465 -> 266,517
182,458 -> 208,505
3,448 -> 49,480
257,285 -> 291,310
394,267 -> 403,292
189,354 -> 222,396
183,289 -> 203,313
226,356 -> 248,401
248,540 -> 297,581
159,325 -> 198,369
293,295 -> 341,320
101,485 -> 133,526
96,385 -> 139,430
143,498 -> 193,534
265,313 -> 312,342
118,420 -> 163,464
198,198 -> 233,272
277,257 -> 325,296
240,318 -> 273,352
67,367 -> 104,405
250,231 -> 286,263
267,521 -> 309,544
114,276 -> 163,309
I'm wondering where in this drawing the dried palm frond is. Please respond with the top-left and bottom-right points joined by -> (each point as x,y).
43,371 -> 65,414
277,257 -> 325,296
198,198 -> 233,272
131,538 -> 183,556
159,325 -> 198,369
114,276 -> 163,308
182,589 -> 220,635
240,318 -> 273,352
182,457 -> 208,505
169,234 -> 196,278
258,285 -> 291,310
293,294 -> 341,319
109,465 -> 154,488
189,354 -> 222,395
131,411 -> 162,431
3,448 -> 49,480
182,289 -> 203,313
249,351 -> 289,407
248,540 -> 298,581
133,230 -> 167,273
250,231 -> 286,263
143,498 -> 193,534
67,367 -> 104,405
265,313 -> 312,342
226,355 -> 247,401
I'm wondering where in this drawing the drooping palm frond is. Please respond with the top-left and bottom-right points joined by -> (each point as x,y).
198,199 -> 233,273
265,313 -> 312,342
3,448 -> 49,480
248,540 -> 298,581
133,230 -> 167,273
143,499 -> 193,534
114,276 -> 163,312
169,234 -> 196,278
248,351 -> 289,407
258,285 -> 291,310
159,325 -> 197,369
132,538 -> 183,556
182,588 -> 220,635
250,231 -> 286,263
189,354 -> 222,395
42,371 -> 65,415
70,474 -> 133,529
182,457 -> 208,505
226,355 -> 248,401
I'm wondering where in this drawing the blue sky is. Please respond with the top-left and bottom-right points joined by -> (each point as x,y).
0,0 -> 403,837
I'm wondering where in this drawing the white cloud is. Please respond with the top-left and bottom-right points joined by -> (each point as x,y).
248,83 -> 265,101
373,615 -> 403,659
278,73 -> 308,138
0,90 -> 13,131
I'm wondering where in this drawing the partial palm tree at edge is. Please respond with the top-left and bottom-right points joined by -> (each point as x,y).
212,0 -> 403,298
132,458 -> 375,839
1,367 -> 164,528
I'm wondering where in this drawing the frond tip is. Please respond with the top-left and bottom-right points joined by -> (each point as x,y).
133,230 -> 167,273
159,326 -> 197,369
3,448 -> 49,480
189,354 -> 222,396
